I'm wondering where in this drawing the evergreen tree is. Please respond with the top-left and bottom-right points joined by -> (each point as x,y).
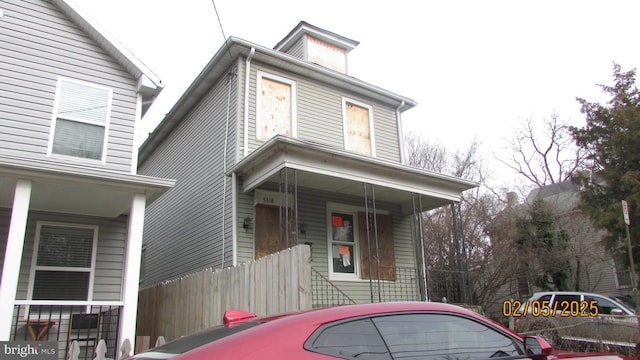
570,64 -> 640,267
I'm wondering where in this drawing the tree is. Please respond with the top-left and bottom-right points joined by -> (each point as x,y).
405,133 -> 515,308
499,112 -> 586,188
515,199 -> 573,291
570,64 -> 640,266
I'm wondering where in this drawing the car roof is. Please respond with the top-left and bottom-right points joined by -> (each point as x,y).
250,301 -> 507,330
169,302 -> 522,360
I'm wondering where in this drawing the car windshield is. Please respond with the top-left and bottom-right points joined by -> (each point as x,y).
134,321 -> 263,357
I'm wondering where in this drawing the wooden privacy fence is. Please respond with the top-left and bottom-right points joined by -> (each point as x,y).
136,245 -> 312,343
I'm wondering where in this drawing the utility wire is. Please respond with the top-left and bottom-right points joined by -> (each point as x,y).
211,0 -> 234,62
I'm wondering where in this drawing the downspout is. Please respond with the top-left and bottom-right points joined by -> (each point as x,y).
396,101 -> 406,164
231,172 -> 238,266
131,93 -> 143,175
243,47 -> 256,158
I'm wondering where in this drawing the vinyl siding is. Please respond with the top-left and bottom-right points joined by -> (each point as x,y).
138,66 -> 239,287
235,184 -> 417,303
0,0 -> 139,172
246,62 -> 402,162
283,37 -> 305,60
0,210 -> 127,302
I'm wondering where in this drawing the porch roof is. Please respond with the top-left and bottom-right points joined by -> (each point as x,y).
229,136 -> 478,212
0,156 -> 175,218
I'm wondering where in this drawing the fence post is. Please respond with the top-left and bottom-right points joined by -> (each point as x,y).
134,336 -> 150,354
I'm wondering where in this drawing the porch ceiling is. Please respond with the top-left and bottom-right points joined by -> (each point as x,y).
0,156 -> 175,218
230,136 -> 478,213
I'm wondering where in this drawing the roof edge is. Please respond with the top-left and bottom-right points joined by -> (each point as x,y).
53,0 -> 164,99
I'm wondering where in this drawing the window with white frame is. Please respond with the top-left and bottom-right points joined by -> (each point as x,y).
30,223 -> 98,300
342,98 -> 375,156
49,78 -> 112,161
256,71 -> 296,141
327,203 -> 396,281
328,209 -> 359,279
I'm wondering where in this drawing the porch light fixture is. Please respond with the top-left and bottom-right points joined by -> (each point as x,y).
299,222 -> 307,236
243,216 -> 252,232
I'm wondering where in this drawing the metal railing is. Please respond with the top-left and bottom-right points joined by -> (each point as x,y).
311,266 -> 420,307
428,268 -> 467,303
311,268 -> 356,307
11,302 -> 122,360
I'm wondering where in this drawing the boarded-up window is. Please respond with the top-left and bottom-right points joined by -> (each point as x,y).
344,100 -> 374,156
358,212 -> 396,281
307,35 -> 347,73
254,205 -> 296,260
257,72 -> 295,141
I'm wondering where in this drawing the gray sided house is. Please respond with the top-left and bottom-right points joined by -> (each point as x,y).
485,181 -> 633,319
0,0 -> 174,357
138,22 -> 476,306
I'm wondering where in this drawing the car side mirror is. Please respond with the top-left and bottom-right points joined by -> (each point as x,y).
524,336 -> 552,360
611,308 -> 624,316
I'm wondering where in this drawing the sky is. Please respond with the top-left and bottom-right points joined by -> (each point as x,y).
78,0 -> 640,188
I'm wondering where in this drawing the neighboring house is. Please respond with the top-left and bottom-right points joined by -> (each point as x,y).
485,181 -> 633,320
525,181 -> 634,297
0,0 -> 174,357
138,21 -> 476,306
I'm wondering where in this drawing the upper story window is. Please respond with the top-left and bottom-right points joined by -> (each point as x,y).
48,78 -> 112,162
342,98 -> 375,156
29,222 -> 98,301
256,71 -> 296,141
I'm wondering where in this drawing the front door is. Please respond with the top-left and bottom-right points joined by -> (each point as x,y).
254,204 -> 295,260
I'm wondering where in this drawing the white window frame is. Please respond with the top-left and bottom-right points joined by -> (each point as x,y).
47,77 -> 112,163
255,71 -> 297,141
342,97 -> 376,157
27,222 -> 99,302
327,203 -> 361,281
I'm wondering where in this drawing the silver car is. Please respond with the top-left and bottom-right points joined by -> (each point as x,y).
514,291 -> 638,349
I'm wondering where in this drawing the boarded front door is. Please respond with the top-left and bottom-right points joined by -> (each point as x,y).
255,204 -> 295,260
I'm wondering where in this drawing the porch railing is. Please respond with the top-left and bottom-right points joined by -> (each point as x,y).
374,266 -> 420,302
11,302 -> 123,360
311,266 -> 420,307
311,268 -> 356,307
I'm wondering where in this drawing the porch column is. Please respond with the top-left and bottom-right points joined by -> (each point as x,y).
0,179 -> 32,340
120,193 -> 146,355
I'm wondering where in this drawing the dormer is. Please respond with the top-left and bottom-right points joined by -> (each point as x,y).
274,21 -> 359,74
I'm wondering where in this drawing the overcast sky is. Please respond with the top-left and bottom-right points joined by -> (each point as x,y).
79,0 -> 640,187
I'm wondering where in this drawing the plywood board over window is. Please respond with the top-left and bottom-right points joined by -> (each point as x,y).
358,212 -> 396,281
343,99 -> 375,156
257,72 -> 296,141
307,35 -> 347,73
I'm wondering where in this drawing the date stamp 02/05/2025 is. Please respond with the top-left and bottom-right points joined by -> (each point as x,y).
502,300 -> 599,318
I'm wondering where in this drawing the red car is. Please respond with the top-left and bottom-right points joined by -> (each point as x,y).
130,302 -> 633,360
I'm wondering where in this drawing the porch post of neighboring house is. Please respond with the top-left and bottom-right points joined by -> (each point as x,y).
0,179 -> 32,340
120,193 -> 146,355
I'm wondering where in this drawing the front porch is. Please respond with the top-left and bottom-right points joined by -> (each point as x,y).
231,136 -> 478,304
10,302 -> 123,360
